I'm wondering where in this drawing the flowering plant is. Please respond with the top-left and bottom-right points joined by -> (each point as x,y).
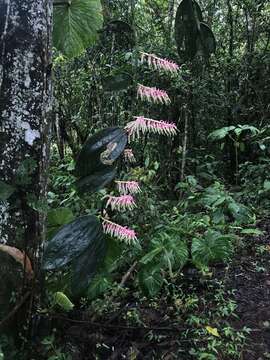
102,53 -> 179,244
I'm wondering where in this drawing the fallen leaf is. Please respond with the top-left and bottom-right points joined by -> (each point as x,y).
205,326 -> 220,337
0,245 -> 34,279
54,292 -> 74,311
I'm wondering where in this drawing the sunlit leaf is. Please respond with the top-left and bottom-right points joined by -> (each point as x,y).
53,0 -> 103,58
206,326 -> 220,337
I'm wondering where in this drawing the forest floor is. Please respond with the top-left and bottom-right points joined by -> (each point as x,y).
39,218 -> 270,360
227,218 -> 270,360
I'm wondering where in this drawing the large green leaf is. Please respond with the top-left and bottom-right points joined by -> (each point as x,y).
169,240 -> 189,270
71,227 -> 106,296
197,22 -> 216,56
139,264 -> 163,297
75,127 -> 127,178
47,207 -> 74,227
75,167 -> 117,195
42,215 -> 103,270
208,126 -> 236,141
53,0 -> 103,58
175,0 -> 198,60
174,0 -> 203,60
192,231 -> 233,268
47,207 -> 74,240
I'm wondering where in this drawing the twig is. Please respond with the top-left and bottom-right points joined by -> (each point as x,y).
119,261 -> 138,287
51,315 -> 185,332
0,291 -> 31,329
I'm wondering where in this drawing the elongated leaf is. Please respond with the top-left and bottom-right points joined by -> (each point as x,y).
175,0 -> 198,60
75,127 -> 127,178
54,291 -> 74,311
71,228 -> 106,296
241,228 -> 264,236
264,180 -> 270,191
174,0 -> 204,60
76,167 -> 117,195
208,126 -> 236,141
197,22 -> 216,56
53,0 -> 103,58
42,215 -> 103,270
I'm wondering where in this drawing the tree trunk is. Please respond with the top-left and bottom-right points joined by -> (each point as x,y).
0,0 -> 52,341
167,0 -> 175,46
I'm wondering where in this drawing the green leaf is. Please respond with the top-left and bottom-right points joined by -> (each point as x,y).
71,227 -> 106,296
174,0 -> 202,60
205,326 -> 220,337
197,22 -> 216,56
241,228 -> 263,236
208,126 -> 235,141
54,291 -> 74,311
263,180 -> 270,191
170,240 -> 189,270
47,208 -> 74,227
47,208 -> 74,240
192,231 -> 233,267
139,264 -> 163,297
0,181 -> 15,201
75,127 -> 127,178
53,0 -> 103,58
42,215 -> 103,270
87,274 -> 112,300
75,167 -> 117,195
140,247 -> 163,265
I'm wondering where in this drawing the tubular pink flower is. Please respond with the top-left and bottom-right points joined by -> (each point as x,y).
102,218 -> 137,244
124,148 -> 136,163
137,84 -> 171,104
125,116 -> 177,141
115,181 -> 141,195
141,52 -> 180,73
105,195 -> 136,211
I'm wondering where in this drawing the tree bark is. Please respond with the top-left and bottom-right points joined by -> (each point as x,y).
0,0 -> 52,340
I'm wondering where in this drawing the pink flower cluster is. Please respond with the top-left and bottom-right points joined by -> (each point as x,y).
137,84 -> 170,104
115,180 -> 141,195
105,195 -> 136,211
125,116 -> 177,141
124,148 -> 136,163
102,219 -> 137,244
102,50 -> 179,244
141,52 -> 179,73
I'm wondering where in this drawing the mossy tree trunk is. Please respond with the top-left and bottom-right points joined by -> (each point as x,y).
0,0 -> 52,339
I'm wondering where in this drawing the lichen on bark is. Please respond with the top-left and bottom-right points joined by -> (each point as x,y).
0,0 -> 53,334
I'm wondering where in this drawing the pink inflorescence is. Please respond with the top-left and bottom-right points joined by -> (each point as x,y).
141,52 -> 180,73
125,116 -> 177,141
115,180 -> 141,195
105,195 -> 136,211
137,84 -> 170,104
102,218 -> 137,244
124,148 -> 136,163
